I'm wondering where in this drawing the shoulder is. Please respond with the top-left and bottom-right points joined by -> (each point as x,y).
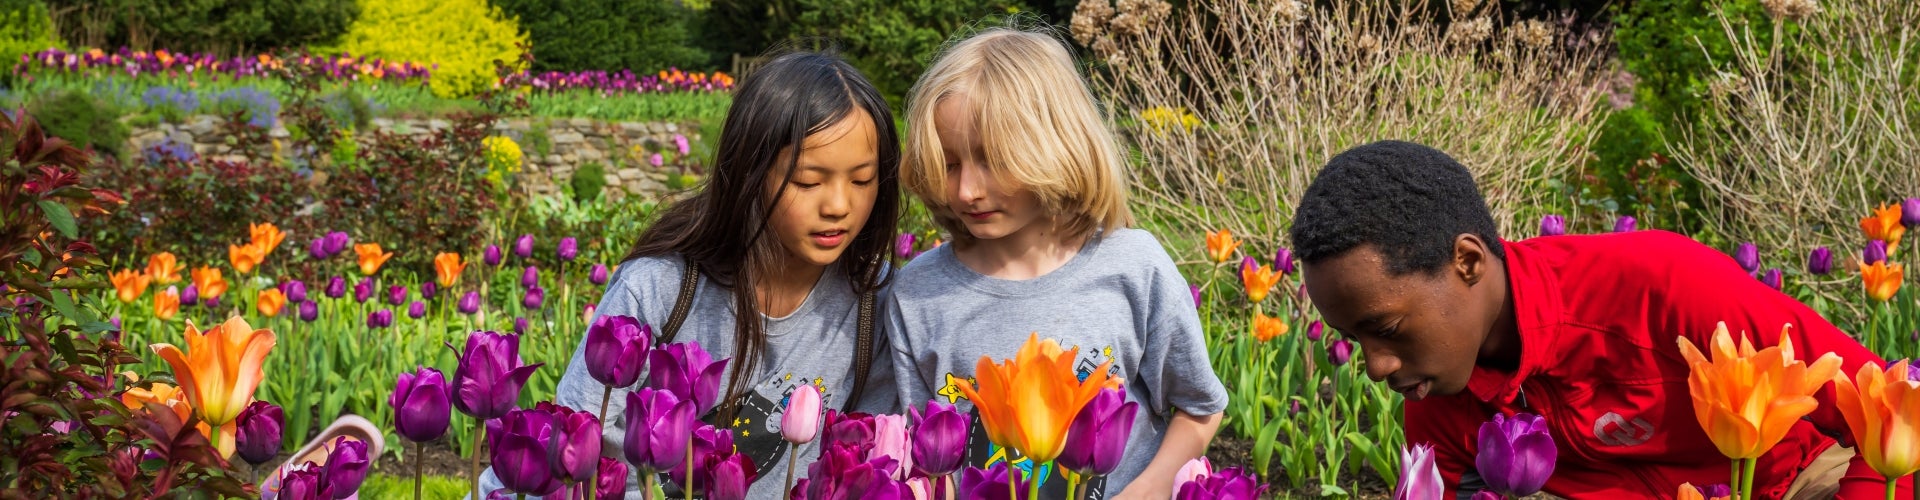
883,245 -> 957,299
1088,228 -> 1184,282
607,254 -> 692,290
1513,230 -> 1738,281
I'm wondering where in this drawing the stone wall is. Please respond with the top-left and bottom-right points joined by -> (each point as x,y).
127,115 -> 699,201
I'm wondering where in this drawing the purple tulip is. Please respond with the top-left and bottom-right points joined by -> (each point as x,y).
958,462 -> 1028,500
647,342 -> 730,414
515,234 -> 534,259
353,277 -> 373,303
590,264 -> 610,286
407,301 -> 427,319
538,402 -> 602,485
1274,248 -> 1296,275
1307,320 -> 1324,341
596,458 -> 629,500
909,401 -> 968,477
1174,466 -> 1266,500
309,237 -> 330,260
282,280 -> 308,303
488,408 -> 563,496
1865,240 -> 1889,265
367,309 -> 393,328
710,454 -> 751,500
204,296 -> 222,310
1059,388 -> 1138,477
388,285 -> 407,306
1808,247 -> 1833,275
1692,484 -> 1733,499
181,284 -> 199,306
298,301 -> 319,322
459,291 -> 481,315
325,232 -> 352,256
391,366 -> 453,442
558,237 -> 578,262
522,287 -> 544,310
1613,215 -> 1636,233
422,281 -> 437,300
1734,242 -> 1761,273
1761,268 -> 1783,290
1902,198 -> 1920,228
1239,255 -> 1257,276
1329,338 -> 1353,366
1475,412 -> 1556,497
823,410 -> 876,449
1539,215 -> 1566,237
234,401 -> 283,466
803,442 -> 909,500
673,425 -> 754,498
321,437 -> 370,498
278,466 -> 334,500
623,388 -> 696,471
1189,284 -> 1201,309
1472,491 -> 1502,500
1397,446 -> 1443,500
446,332 -> 544,420
485,244 -> 503,266
514,317 -> 529,335
895,234 -> 916,260
585,315 -> 651,387
325,276 -> 345,299
521,266 -> 539,289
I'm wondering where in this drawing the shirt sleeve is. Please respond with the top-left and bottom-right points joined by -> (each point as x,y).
883,289 -> 937,412
1137,246 -> 1230,417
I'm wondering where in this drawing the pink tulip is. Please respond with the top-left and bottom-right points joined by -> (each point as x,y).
781,384 -> 821,444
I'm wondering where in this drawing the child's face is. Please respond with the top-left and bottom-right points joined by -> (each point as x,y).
765,108 -> 881,269
1302,239 -> 1504,401
935,93 -> 1047,242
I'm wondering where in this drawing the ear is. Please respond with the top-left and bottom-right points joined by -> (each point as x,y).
1453,234 -> 1490,286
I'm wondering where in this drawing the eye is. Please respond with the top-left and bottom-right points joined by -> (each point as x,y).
791,181 -> 821,189
853,177 -> 876,186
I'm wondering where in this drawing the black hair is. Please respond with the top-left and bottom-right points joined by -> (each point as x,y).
624,51 -> 900,419
1288,140 -> 1504,275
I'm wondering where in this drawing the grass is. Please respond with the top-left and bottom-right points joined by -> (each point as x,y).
360,473 -> 468,499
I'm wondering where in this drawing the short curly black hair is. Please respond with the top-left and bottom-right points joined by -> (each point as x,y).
1289,140 -> 1504,275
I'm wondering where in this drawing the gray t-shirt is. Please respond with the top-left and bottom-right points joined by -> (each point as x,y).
478,254 -> 895,500
884,228 -> 1228,499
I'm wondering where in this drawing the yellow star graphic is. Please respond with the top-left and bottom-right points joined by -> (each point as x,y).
936,373 -> 973,403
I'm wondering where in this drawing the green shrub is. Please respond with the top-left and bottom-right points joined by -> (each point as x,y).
333,0 -> 529,98
51,0 -> 355,54
571,161 -> 608,203
0,0 -> 59,70
29,90 -> 129,161
492,0 -> 709,72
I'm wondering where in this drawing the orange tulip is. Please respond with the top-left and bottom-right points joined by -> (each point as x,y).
1205,229 -> 1239,263
354,243 -> 394,276
110,268 -> 151,303
191,266 -> 228,300
155,286 -> 181,320
256,289 -> 287,317
228,242 -> 266,274
1253,311 -> 1288,342
1242,262 -> 1281,304
1677,483 -> 1731,500
152,317 -> 276,437
434,252 -> 467,287
1676,322 -> 1842,459
146,252 -> 185,284
248,222 -> 287,256
1860,203 -> 1906,254
121,382 -> 232,457
1832,360 -> 1920,479
955,333 -> 1121,463
1861,261 -> 1904,302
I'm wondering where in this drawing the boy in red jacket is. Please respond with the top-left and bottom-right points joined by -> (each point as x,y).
1288,141 -> 1913,499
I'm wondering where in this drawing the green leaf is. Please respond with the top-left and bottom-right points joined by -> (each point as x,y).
46,277 -> 110,290
37,200 -> 78,239
50,327 -> 81,363
1317,484 -> 1350,497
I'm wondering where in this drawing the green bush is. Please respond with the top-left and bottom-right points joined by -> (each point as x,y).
1614,0 -> 1781,125
492,0 -> 708,72
332,0 -> 529,98
571,161 -> 608,203
0,0 -> 58,70
50,0 -> 355,54
29,90 -> 129,161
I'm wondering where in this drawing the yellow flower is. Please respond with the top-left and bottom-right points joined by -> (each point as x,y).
1138,106 -> 1201,134
1860,203 -> 1906,255
151,317 -> 276,440
1676,322 -> 1841,459
110,269 -> 151,303
354,243 -> 394,276
1832,360 -> 1920,480
146,252 -> 185,285
956,333 -> 1121,463
1861,261 -> 1904,302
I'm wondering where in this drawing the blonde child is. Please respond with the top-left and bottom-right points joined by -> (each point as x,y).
884,27 -> 1227,500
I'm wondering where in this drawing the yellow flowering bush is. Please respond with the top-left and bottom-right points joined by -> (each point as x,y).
1138,106 -> 1201,134
332,0 -> 528,98
483,135 -> 524,189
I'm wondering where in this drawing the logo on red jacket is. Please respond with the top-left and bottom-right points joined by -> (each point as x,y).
1593,412 -> 1655,446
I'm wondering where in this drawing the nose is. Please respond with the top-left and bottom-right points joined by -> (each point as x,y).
1361,343 -> 1398,383
821,180 -> 851,219
951,161 -> 987,205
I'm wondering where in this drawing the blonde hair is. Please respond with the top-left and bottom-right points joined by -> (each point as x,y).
903,27 -> 1133,245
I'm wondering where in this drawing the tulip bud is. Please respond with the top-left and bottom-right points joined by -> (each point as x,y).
1475,413 -> 1557,497
1865,240 -> 1889,265
325,276 -> 345,299
421,281 -> 437,300
521,266 -> 539,289
1307,320 -> 1324,341
309,237 -> 330,260
1329,338 -> 1354,366
234,401 -> 283,466
558,237 -> 578,262
408,301 -> 427,319
1058,388 -> 1137,477
353,277 -> 372,303
298,300 -> 319,322
1761,268 -> 1783,290
1733,242 -> 1761,274
485,244 -> 503,266
368,309 -> 393,328
589,264 -> 610,285
1807,247 -> 1833,275
1539,214 -> 1566,237
282,280 -> 307,303
459,291 -> 481,315
387,285 -> 407,306
1394,445 -> 1442,500
1902,197 -> 1920,228
391,366 -> 452,442
182,284 -> 199,306
1189,284 -> 1201,309
522,287 -> 544,310
322,437 -> 370,498
895,234 -> 916,260
514,234 -> 534,259
1613,215 -> 1636,233
910,400 -> 968,477
781,384 -> 822,444
1274,248 -> 1296,275
513,317 -> 528,335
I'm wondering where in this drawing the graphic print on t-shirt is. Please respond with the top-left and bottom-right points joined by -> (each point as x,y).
938,344 -> 1121,500
664,373 -> 830,495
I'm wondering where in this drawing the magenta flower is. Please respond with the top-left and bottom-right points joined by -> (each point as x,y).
391,366 -> 452,443
623,387 -> 695,472
234,401 -> 283,466
447,332 -> 544,420
485,244 -> 503,266
1807,247 -> 1833,275
910,401 -> 968,477
1734,242 -> 1761,274
1475,412 -> 1556,497
408,300 -> 427,319
514,234 -> 534,259
647,342 -> 729,414
1058,387 -> 1137,477
459,291 -> 481,315
1539,214 -> 1566,236
321,437 -> 370,498
1174,466 -> 1265,500
488,408 -> 562,496
590,264 -> 610,285
537,402 -> 601,486
583,315 -> 651,388
558,237 -> 578,262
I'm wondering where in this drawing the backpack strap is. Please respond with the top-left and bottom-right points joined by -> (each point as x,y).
658,259 -> 700,345
843,289 -> 877,409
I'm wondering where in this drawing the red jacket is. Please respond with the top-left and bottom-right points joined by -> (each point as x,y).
1405,231 -> 1913,499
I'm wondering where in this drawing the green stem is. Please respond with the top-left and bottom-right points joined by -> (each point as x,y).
415,440 -> 424,500
593,386 -> 613,499
785,447 -> 798,500
472,422 -> 486,500
1885,477 -> 1896,500
1029,461 -> 1045,500
1006,459 -> 1019,500
1730,459 -> 1742,500
1740,457 -> 1756,500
